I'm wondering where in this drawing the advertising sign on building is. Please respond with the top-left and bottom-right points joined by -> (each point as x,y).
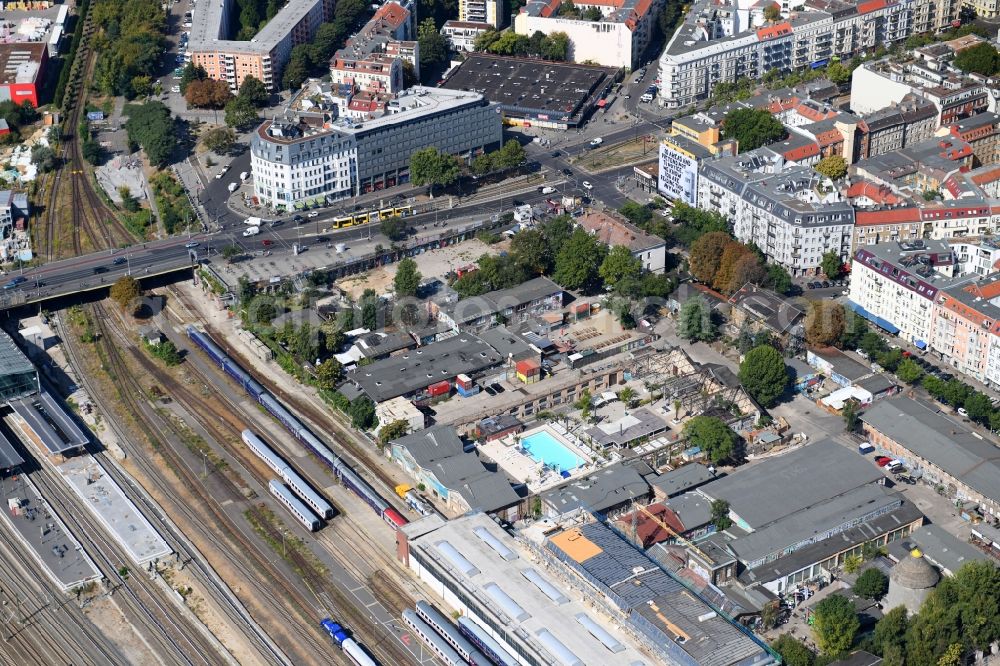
658,139 -> 698,205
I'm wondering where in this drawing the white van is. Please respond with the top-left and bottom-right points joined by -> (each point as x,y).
640,92 -> 654,103
244,216 -> 261,226
227,182 -> 238,193
589,137 -> 603,147
540,186 -> 556,195
239,171 -> 249,181
243,226 -> 260,237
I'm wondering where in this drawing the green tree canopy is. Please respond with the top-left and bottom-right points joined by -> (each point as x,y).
378,419 -> 410,445
410,146 -> 460,195
813,594 -> 859,656
31,144 -> 55,172
710,499 -> 732,530
689,231 -> 732,284
417,17 -> 448,73
953,42 -> 1000,76
822,251 -> 844,279
678,295 -> 717,342
599,246 -> 643,293
510,228 -> 553,276
123,101 -> 176,167
854,568 -> 889,600
721,107 -> 786,151
815,154 -> 848,180
771,635 -> 815,666
553,228 -> 608,293
349,395 -> 378,430
393,258 -> 421,297
202,126 -> 237,154
237,75 -> 269,107
682,416 -> 737,463
225,96 -> 259,130
738,345 -> 788,407
316,358 -> 343,390
619,201 -> 653,227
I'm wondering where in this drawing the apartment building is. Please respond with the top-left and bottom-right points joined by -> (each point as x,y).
576,211 -> 667,273
947,112 -> 1000,167
459,0 -> 503,28
657,0 -> 955,109
441,20 -> 494,51
698,149 -> 854,276
250,86 -> 501,206
848,239 -> 956,347
189,0 -> 333,91
329,2 -> 417,96
951,238 -> 1000,278
855,95 -> 938,161
850,60 -> 992,125
514,0 -> 664,69
852,207 -> 922,251
929,279 -> 1000,382
851,136 -> 974,199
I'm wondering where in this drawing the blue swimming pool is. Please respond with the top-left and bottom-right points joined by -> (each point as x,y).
520,431 -> 584,473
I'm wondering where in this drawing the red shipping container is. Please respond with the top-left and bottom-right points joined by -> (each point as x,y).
428,380 -> 451,396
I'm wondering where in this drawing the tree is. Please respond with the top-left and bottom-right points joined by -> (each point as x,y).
872,606 -> 908,660
771,635 -> 815,666
315,358 -> 343,390
855,568 -> 889,600
124,102 -> 176,167
812,594 -> 859,656
511,229 -> 553,276
953,42 -> 1000,76
110,276 -> 142,312
805,301 -> 846,346
380,216 -> 408,241
842,399 -> 859,432
721,107 -> 786,151
712,241 -> 750,293
282,44 -> 312,90
826,61 -> 853,85
349,395 -> 377,430
767,264 -> 793,295
180,63 -> 208,94
599,246 -> 643,293
710,499 -> 732,530
619,201 -> 653,227
963,391 -> 993,424
689,231 -> 733,284
393,258 -> 421,297
683,416 -> 737,463
473,29 -> 500,51
738,345 -> 788,407
821,251 -> 843,279
224,97 -> 258,130
202,126 -> 237,154
815,155 -> 848,180
82,139 -> 104,165
553,228 -> 607,293
417,18 -> 448,73
238,75 -> 269,107
618,386 -> 636,406
118,186 -> 140,212
896,358 -> 924,384
185,78 -> 232,109
31,144 -> 55,172
472,152 -> 495,176
222,244 -> 241,262
409,146 -> 459,196
378,419 -> 410,445
496,139 -> 526,169
763,3 -> 781,20
678,295 -> 717,342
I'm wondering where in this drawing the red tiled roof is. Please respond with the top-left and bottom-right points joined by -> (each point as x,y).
971,167 -> 1000,185
756,22 -> 792,40
845,181 -> 904,206
858,0 -> 888,13
854,207 -> 921,225
373,1 -> 410,28
781,142 -> 820,161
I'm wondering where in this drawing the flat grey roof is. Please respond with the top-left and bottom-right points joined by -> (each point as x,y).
728,485 -> 907,565
408,513 -> 647,666
861,398 -> 1000,503
350,334 -> 503,402
0,427 -> 23,469
446,277 -> 562,325
478,327 -> 534,362
886,524 -> 989,577
540,459 -> 653,515
584,408 -> 671,448
9,390 -> 88,454
698,439 -> 884,529
189,0 -> 322,54
649,463 -> 715,498
809,347 -> 872,381
545,521 -> 773,666
0,329 -> 33,376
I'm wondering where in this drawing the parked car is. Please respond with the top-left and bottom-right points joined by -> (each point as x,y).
958,407 -> 968,417
856,349 -> 869,360
875,456 -> 893,467
306,211 -> 319,218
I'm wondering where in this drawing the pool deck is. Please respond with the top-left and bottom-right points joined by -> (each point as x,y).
479,424 -> 596,492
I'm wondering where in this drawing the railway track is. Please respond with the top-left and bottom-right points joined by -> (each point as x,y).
60,303 -> 310,665
0,515 -> 126,666
76,302 -> 354,664
28,462 -> 215,666
90,302 -> 419,665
